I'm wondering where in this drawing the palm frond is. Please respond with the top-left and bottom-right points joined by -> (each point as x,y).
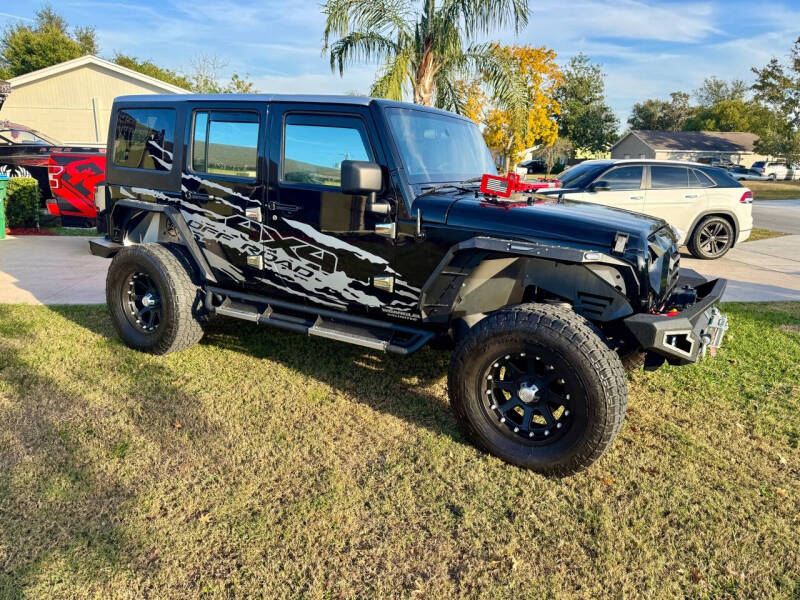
328,32 -> 399,75
322,0 -> 413,50
439,0 -> 530,38
463,43 -> 529,111
433,70 -> 466,113
370,51 -> 412,100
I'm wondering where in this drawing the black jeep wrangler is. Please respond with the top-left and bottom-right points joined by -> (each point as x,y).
90,94 -> 728,475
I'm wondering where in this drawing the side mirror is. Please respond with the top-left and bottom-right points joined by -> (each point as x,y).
590,180 -> 610,192
341,160 -> 382,195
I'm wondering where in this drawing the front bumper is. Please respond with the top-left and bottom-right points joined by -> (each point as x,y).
623,278 -> 728,365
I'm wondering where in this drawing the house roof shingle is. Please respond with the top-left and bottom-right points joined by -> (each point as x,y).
625,130 -> 759,153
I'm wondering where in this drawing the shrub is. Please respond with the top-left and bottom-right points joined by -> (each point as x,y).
4,177 -> 39,228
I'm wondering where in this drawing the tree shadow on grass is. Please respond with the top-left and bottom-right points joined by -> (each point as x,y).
0,305 -> 219,597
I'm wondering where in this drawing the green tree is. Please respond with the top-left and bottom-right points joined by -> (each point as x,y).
113,53 -> 192,90
555,53 -> 618,155
694,76 -> 748,107
0,5 -> 97,78
322,0 -> 530,115
683,99 -> 774,135
628,91 -> 694,131
751,37 -> 800,162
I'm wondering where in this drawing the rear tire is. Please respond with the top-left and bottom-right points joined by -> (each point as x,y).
106,243 -> 205,355
688,216 -> 734,259
448,304 -> 627,476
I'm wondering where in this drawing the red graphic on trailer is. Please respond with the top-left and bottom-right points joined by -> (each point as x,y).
47,153 -> 106,219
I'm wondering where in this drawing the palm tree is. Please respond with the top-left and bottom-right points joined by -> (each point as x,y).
322,0 -> 530,112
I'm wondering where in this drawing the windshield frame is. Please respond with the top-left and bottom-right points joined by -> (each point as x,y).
382,105 -> 496,186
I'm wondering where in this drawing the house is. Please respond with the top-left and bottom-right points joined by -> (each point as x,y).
0,55 -> 188,147
611,130 -> 766,167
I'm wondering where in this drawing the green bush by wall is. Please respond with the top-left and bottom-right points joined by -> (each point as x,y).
4,177 -> 39,228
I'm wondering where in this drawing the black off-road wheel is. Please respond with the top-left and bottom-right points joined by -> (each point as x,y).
448,303 -> 627,476
106,243 -> 205,355
688,216 -> 734,259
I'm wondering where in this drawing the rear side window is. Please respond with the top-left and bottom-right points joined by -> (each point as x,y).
751,161 -> 765,169
601,166 -> 643,190
650,166 -> 689,189
690,169 -> 715,187
113,109 -> 175,171
192,111 -> 259,179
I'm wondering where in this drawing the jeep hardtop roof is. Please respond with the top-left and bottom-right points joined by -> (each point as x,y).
112,94 -> 472,121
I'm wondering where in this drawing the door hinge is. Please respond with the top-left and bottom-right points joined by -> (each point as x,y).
245,207 -> 262,221
375,222 -> 396,238
246,254 -> 264,269
373,275 -> 394,292
613,232 -> 629,254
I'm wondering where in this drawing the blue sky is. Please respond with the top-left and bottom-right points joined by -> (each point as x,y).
2,1 -> 798,127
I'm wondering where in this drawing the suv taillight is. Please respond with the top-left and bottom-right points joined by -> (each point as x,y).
47,164 -> 64,189
740,190 -> 753,203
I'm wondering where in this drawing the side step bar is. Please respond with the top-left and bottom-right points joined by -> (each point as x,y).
206,286 -> 433,355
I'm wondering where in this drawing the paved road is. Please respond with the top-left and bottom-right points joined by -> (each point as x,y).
1,233 -> 799,305
753,199 -> 800,234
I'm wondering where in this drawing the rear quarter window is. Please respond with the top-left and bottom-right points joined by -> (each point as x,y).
113,108 -> 176,171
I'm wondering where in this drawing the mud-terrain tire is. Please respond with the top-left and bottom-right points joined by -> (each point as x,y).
106,243 -> 205,355
688,216 -> 734,260
448,303 -> 627,476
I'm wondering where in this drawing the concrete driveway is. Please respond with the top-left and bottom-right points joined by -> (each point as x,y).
0,235 -> 108,304
681,234 -> 800,301
1,232 -> 799,305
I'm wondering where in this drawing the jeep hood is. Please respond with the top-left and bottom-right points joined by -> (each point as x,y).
414,193 -> 671,252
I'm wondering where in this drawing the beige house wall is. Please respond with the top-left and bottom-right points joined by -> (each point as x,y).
652,150 -> 769,167
610,135 -> 655,159
1,63 -> 180,146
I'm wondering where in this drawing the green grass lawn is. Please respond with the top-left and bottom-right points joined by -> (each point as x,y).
40,226 -> 98,237
748,180 -> 800,200
0,303 -> 798,599
745,228 -> 790,242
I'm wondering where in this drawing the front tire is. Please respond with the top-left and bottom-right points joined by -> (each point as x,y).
688,216 -> 734,259
106,243 -> 205,355
448,304 -> 627,476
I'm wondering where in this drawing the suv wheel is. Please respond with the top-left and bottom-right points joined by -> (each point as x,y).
106,243 -> 205,355
448,304 -> 627,476
688,216 -> 734,259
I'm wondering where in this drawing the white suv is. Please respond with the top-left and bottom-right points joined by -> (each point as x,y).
750,161 -> 788,181
557,160 -> 753,259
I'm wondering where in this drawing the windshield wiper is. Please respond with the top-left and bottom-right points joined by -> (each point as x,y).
418,176 -> 483,198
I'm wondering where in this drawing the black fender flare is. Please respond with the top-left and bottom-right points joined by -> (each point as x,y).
419,236 -> 639,324
110,199 -> 217,283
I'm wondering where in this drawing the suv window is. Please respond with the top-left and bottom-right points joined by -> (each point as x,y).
600,166 -> 643,190
650,166 -> 689,189
192,111 -> 259,179
113,108 -> 175,171
282,115 -> 372,187
690,168 -> 715,187
751,161 -> 765,169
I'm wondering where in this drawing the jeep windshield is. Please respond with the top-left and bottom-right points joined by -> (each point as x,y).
385,107 -> 496,185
